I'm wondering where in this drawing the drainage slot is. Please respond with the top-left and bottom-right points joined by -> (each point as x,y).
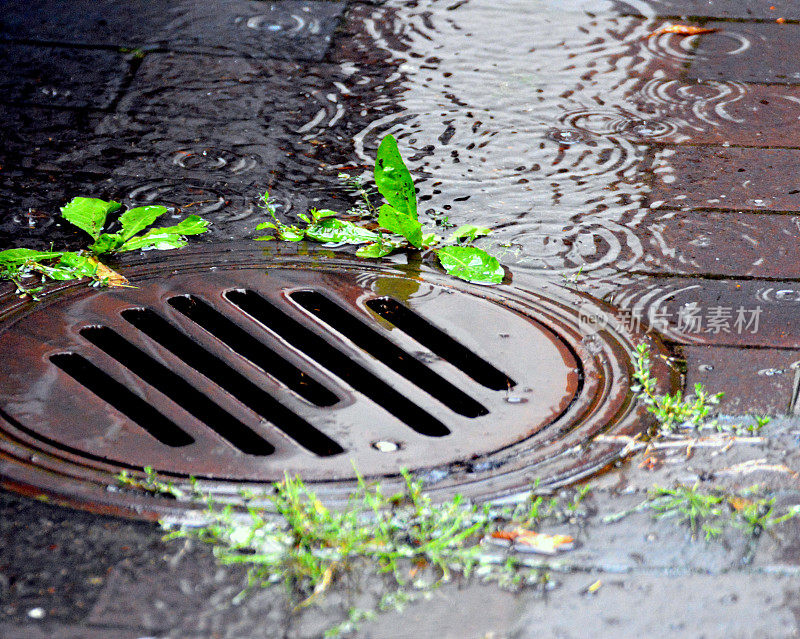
222,290 -> 452,438
121,308 -> 344,457
50,353 -> 194,448
366,297 -> 515,391
291,291 -> 488,418
79,326 -> 275,456
160,295 -> 338,407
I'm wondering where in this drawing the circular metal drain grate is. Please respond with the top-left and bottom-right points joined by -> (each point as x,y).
0,244 -> 671,519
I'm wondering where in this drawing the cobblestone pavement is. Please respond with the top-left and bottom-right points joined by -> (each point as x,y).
4,0 -> 800,637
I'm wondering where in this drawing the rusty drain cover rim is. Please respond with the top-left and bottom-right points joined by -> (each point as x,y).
0,243 -> 671,519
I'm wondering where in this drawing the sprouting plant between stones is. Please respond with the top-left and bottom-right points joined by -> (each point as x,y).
119,467 -> 586,636
255,135 -> 505,285
0,197 -> 210,299
604,483 -> 800,542
631,343 -> 724,435
631,343 -> 771,437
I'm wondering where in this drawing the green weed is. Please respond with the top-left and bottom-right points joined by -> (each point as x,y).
631,344 -> 773,437
631,343 -> 724,435
119,468 -> 586,635
256,135 -> 504,284
605,483 -> 800,541
0,197 -> 209,298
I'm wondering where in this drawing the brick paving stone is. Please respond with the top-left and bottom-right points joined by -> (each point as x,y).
606,276 -> 800,348
686,21 -> 800,84
0,0 -> 344,62
0,106 -> 105,171
0,44 -> 129,109
614,0 -> 800,20
650,146 -> 800,211
681,344 -> 800,414
636,209 -> 800,279
634,83 -> 800,148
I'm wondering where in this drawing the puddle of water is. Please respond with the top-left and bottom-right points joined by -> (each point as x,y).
330,0 -> 772,281
341,0 -> 682,276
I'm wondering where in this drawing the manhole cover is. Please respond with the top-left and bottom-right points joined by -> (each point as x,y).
0,243 -> 671,519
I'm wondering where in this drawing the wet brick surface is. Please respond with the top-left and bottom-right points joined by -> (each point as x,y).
0,0 -> 345,62
637,83 -> 800,148
615,0 -> 800,20
681,345 -> 800,414
0,44 -> 129,110
650,146 -> 800,212
607,276 -> 800,348
686,22 -> 800,84
636,209 -> 800,279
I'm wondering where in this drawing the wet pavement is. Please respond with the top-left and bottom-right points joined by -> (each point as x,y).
4,0 -> 800,636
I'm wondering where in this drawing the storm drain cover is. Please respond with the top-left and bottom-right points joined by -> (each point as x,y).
0,244 -> 670,519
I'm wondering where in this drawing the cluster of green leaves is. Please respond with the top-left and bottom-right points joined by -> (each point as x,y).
0,197 -> 209,298
120,468 -> 589,636
256,135 -> 505,284
606,483 -> 800,542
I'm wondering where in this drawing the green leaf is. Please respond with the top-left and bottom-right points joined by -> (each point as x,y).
0,248 -> 65,264
256,221 -> 278,231
145,214 -> 209,236
435,246 -> 504,284
276,228 -> 306,242
448,224 -> 491,244
356,242 -> 396,258
32,252 -> 97,280
90,233 -> 126,255
310,209 -> 340,222
378,204 -> 422,248
421,232 -> 441,247
118,205 -> 167,241
56,252 -> 98,277
60,197 -> 121,240
374,135 -> 417,220
118,215 -> 210,252
116,232 -> 187,252
305,218 -> 381,244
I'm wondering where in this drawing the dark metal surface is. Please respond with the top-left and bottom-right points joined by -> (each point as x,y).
0,244 -> 672,519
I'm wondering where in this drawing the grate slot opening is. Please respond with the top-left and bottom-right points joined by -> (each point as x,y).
158,294 -> 338,407
79,326 -> 275,456
50,353 -> 194,448
366,297 -> 516,391
121,308 -> 344,457
290,291 -> 488,418
220,290 -> 452,438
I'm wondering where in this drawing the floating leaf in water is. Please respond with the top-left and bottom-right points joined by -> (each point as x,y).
646,24 -> 718,38
60,197 -> 121,240
117,215 -> 210,252
436,246 -> 504,284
